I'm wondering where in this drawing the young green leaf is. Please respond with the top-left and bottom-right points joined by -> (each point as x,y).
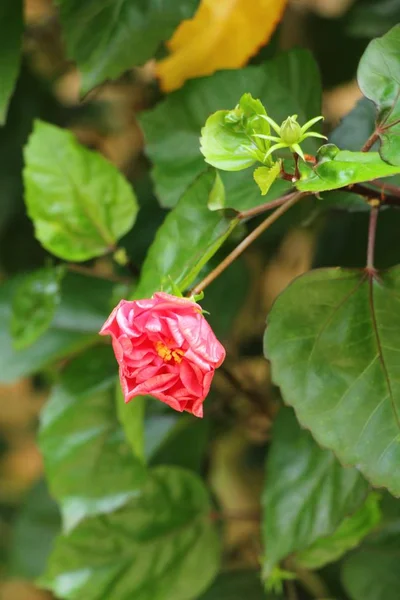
200,93 -> 270,171
357,24 -> 400,165
140,49 -> 321,208
295,493 -> 381,570
0,0 -> 23,124
39,346 -> 147,532
11,265 -> 65,350
265,266 -> 400,496
55,0 -> 199,94
253,163 -> 281,196
40,467 -> 221,600
23,121 -> 138,261
262,408 -> 369,580
297,147 -> 400,192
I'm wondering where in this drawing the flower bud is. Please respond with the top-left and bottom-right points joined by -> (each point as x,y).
280,115 -> 302,145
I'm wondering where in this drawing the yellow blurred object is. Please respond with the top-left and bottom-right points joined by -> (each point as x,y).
156,0 -> 288,92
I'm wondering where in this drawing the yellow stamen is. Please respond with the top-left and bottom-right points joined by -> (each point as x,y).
155,342 -> 185,364
172,349 -> 184,364
155,341 -> 172,361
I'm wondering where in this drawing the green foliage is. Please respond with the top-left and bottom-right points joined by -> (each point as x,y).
262,408 -> 369,580
11,265 -> 65,349
0,0 -> 23,124
23,121 -> 138,261
357,24 -> 400,165
200,93 -> 271,171
297,147 -> 400,192
265,266 -> 400,496
40,467 -> 220,600
0,272 -> 114,383
134,170 -> 238,297
55,0 -> 199,94
140,49 -> 321,208
39,347 -> 147,531
295,493 -> 381,570
8,480 -> 60,579
2,8 -> 400,600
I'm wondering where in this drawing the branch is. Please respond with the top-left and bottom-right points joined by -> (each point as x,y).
361,130 -> 380,152
367,205 -> 379,272
190,192 -> 306,296
344,183 -> 400,207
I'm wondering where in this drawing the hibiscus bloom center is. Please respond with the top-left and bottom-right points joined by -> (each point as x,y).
154,340 -> 185,364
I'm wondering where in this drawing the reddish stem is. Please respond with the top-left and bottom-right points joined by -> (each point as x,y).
367,206 -> 379,271
361,130 -> 380,152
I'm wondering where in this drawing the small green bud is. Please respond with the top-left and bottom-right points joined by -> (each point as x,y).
280,115 -> 302,145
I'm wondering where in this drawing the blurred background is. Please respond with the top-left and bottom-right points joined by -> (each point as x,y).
1,0 -> 399,598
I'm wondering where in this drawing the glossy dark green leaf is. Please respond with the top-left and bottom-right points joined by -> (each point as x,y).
23,120 -> 138,261
140,49 -> 321,208
0,1 -> 23,124
8,479 -> 60,579
40,467 -> 220,600
295,493 -> 381,570
39,346 -> 146,532
357,24 -> 400,165
200,570 -> 269,600
11,265 -> 65,350
265,266 -> 400,496
55,0 -> 199,94
262,408 -> 369,579
297,148 -> 400,193
133,170 -> 238,297
0,272 -> 114,383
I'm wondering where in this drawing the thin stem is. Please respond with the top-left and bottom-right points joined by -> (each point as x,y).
293,153 -> 300,180
367,206 -> 379,270
344,183 -> 400,207
238,191 -> 300,220
190,192 -> 306,296
361,130 -> 380,152
285,580 -> 298,600
219,363 -> 273,419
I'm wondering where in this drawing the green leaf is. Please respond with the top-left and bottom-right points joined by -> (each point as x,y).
40,467 -> 220,600
200,93 -> 270,171
55,0 -> 199,94
8,479 -> 60,580
295,493 -> 381,570
149,414 -> 209,472
253,163 -> 281,196
116,384 -> 145,461
357,24 -> 400,165
140,49 -> 321,208
133,170 -> 238,298
0,272 -> 115,383
297,147 -> 400,192
11,265 -> 65,350
23,120 -> 138,261
39,346 -> 147,532
341,506 -> 400,600
0,1 -> 23,124
199,570 -> 270,600
262,408 -> 369,579
265,266 -> 400,496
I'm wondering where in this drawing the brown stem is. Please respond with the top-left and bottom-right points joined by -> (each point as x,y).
238,191 -> 300,220
361,130 -> 380,152
344,183 -> 400,207
210,509 -> 261,522
219,363 -> 273,419
190,192 -> 306,296
367,206 -> 379,271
